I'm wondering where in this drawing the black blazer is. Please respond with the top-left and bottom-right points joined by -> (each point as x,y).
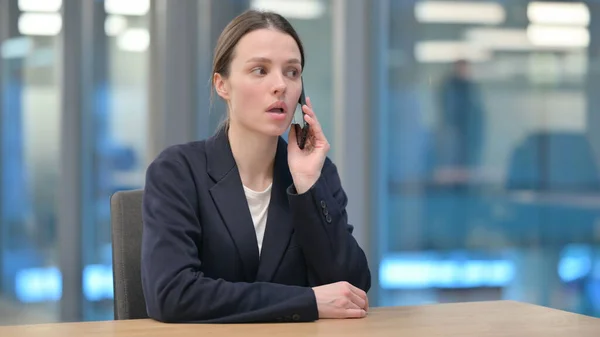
141,128 -> 371,323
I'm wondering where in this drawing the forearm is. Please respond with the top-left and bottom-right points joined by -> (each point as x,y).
287,174 -> 371,291
143,267 -> 318,323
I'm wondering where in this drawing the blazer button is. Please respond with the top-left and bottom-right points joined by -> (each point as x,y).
326,214 -> 332,223
320,200 -> 326,208
292,314 -> 301,321
323,208 -> 329,216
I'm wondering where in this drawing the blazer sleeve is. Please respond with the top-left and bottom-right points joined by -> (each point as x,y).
286,158 -> 372,292
141,148 -> 318,323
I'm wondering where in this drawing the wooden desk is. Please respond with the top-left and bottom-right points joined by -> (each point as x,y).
1,301 -> 599,336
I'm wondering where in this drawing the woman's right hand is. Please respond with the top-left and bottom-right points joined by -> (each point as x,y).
312,281 -> 369,319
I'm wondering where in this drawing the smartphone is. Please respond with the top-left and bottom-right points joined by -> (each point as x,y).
296,77 -> 310,149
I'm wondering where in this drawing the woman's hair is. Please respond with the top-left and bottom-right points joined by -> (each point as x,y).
211,9 -> 305,131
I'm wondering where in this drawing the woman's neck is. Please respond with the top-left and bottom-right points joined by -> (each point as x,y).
227,122 -> 278,191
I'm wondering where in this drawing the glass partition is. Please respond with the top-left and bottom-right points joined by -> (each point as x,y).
374,0 -> 600,317
0,0 -> 63,325
81,0 -> 150,321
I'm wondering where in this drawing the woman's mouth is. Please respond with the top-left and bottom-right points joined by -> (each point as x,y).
266,101 -> 287,114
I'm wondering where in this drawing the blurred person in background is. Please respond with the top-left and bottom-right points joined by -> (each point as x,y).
436,59 -> 486,185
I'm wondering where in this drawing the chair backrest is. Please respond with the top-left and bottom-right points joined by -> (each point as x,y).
110,189 -> 148,320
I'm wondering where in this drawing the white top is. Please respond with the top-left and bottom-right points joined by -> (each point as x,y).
243,183 -> 272,256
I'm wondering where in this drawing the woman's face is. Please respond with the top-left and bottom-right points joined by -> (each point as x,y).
214,28 -> 303,137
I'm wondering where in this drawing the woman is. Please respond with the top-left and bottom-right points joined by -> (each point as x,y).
141,9 -> 371,324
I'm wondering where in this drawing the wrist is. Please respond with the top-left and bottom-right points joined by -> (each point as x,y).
293,175 -> 319,194
294,182 -> 312,195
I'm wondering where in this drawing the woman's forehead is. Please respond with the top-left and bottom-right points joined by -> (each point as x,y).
233,29 -> 301,63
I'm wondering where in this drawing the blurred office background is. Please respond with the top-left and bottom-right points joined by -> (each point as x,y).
1,0 -> 599,325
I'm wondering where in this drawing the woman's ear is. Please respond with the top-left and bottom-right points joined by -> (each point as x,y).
213,73 -> 230,100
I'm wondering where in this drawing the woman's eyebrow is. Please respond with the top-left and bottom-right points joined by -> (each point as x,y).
246,57 -> 301,64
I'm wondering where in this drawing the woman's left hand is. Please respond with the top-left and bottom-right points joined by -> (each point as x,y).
288,96 -> 330,194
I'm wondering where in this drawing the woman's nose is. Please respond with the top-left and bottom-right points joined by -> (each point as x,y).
271,75 -> 287,95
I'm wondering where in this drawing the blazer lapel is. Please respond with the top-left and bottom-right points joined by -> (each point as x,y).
207,128 -> 259,282
255,137 -> 295,282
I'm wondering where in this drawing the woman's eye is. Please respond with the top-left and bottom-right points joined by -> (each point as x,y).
286,69 -> 299,77
252,67 -> 267,75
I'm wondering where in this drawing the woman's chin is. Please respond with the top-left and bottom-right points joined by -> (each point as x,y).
261,121 -> 292,137
266,127 -> 288,137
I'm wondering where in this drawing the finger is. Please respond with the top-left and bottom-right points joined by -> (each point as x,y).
344,309 -> 367,319
303,112 -> 326,144
301,98 -> 329,148
302,97 -> 315,117
344,298 -> 362,310
302,132 -> 314,152
347,290 -> 367,310
347,285 -> 369,310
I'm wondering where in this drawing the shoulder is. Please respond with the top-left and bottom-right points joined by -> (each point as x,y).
149,140 -> 206,168
151,140 -> 206,167
145,140 -> 208,184
143,140 -> 210,211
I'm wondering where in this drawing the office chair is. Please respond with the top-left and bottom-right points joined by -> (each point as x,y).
110,189 -> 149,320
